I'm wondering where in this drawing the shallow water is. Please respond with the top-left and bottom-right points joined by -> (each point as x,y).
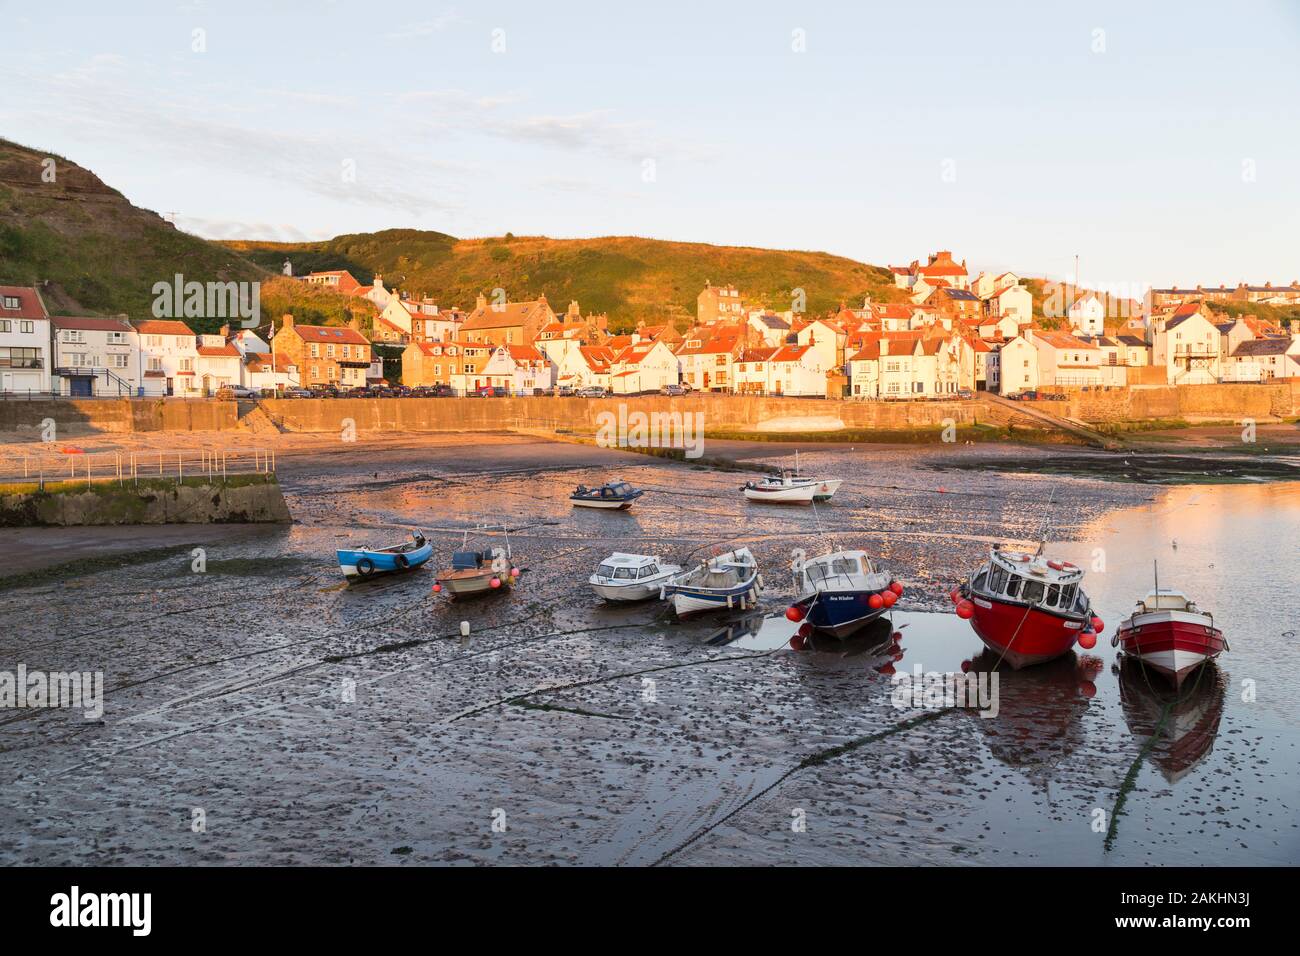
0,439 -> 1296,865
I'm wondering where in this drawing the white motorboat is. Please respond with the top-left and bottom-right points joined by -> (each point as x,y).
794,450 -> 842,501
571,479 -> 644,510
661,547 -> 762,617
589,553 -> 683,602
742,472 -> 817,504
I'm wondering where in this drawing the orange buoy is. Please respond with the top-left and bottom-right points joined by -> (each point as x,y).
1078,632 -> 1097,650
889,581 -> 904,596
956,600 -> 975,619
868,593 -> 884,610
785,605 -> 804,623
490,577 -> 502,589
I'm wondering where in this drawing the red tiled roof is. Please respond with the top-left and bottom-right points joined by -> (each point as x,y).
135,319 -> 194,336
197,344 -> 240,357
53,315 -> 133,333
0,285 -> 48,321
287,323 -> 370,345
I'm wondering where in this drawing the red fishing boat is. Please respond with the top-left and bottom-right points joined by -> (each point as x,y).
1114,585 -> 1226,688
953,546 -> 1101,669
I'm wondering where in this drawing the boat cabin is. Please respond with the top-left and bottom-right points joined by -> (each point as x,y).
974,550 -> 1087,615
1135,590 -> 1196,613
575,480 -> 637,499
594,553 -> 665,582
451,551 -> 488,570
799,550 -> 877,589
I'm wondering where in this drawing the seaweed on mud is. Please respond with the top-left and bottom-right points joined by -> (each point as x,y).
0,543 -> 197,593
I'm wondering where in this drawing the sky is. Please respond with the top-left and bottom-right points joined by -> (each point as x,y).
1,0 -> 1298,293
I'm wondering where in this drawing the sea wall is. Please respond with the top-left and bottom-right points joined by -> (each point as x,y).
259,395 -> 982,435
0,475 -> 290,527
0,398 -> 240,437
1056,381 -> 1299,423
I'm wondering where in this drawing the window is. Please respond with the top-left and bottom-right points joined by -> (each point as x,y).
0,320 -> 9,332
310,343 -> 320,358
310,365 -> 319,380
110,354 -> 129,369
19,321 -> 33,334
148,358 -> 162,372
62,330 -> 86,344
0,347 -> 42,368
2,296 -> 19,310
326,344 -> 335,358
107,331 -> 126,345
179,358 -> 194,372
328,365 -> 337,380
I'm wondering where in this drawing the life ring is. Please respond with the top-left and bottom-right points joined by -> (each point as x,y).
356,557 -> 375,577
1047,560 -> 1064,571
394,553 -> 409,570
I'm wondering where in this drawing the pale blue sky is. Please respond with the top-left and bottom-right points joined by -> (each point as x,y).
1,0 -> 1297,291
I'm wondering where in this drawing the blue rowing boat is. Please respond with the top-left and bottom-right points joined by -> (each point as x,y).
337,531 -> 433,580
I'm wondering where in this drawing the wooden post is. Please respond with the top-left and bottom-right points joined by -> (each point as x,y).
178,453 -> 183,484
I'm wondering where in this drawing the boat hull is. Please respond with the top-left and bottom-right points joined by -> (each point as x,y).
1117,612 -> 1224,687
571,497 -> 636,510
810,479 -> 842,501
968,595 -> 1088,669
794,589 -> 890,638
590,575 -> 676,602
669,584 -> 759,617
743,486 -> 815,504
337,543 -> 433,579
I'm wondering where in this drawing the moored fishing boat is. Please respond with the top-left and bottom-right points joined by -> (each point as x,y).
589,553 -> 683,602
953,546 -> 1101,669
336,531 -> 432,580
433,528 -> 519,598
1114,573 -> 1226,688
741,473 -> 817,504
793,450 -> 842,501
571,479 -> 644,510
785,549 -> 900,638
661,547 -> 761,618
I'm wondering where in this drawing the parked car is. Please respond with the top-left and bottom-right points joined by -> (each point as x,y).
577,386 -> 608,398
283,387 -> 313,399
957,388 -> 974,400
555,385 -> 576,397
473,385 -> 508,397
216,384 -> 259,399
661,384 -> 686,396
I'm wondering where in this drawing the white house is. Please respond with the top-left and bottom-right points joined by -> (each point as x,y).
1152,304 -> 1222,384
1032,331 -> 1104,389
1225,335 -> 1300,381
985,283 -> 1033,325
51,315 -> 139,396
0,285 -> 52,394
136,319 -> 200,396
195,334 -> 243,395
765,343 -> 826,396
1067,293 -> 1106,336
481,344 -> 553,394
609,340 -> 679,394
998,335 -> 1040,396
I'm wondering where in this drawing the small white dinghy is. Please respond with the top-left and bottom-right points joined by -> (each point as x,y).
661,547 -> 762,618
742,472 -> 817,504
589,553 -> 683,602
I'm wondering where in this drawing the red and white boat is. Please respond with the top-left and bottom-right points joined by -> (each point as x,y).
1114,588 -> 1226,688
953,547 -> 1101,670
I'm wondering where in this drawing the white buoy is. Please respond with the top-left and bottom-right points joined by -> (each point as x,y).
460,621 -> 470,637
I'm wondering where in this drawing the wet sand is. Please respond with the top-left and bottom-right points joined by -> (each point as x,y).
1,433 -> 1297,865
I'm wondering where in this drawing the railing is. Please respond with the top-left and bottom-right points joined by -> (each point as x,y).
0,446 -> 278,491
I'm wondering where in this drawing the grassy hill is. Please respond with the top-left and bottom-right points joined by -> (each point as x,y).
225,230 -> 908,331
0,137 -> 268,330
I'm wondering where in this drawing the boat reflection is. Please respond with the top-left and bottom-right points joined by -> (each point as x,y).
1115,656 -> 1226,784
964,649 -> 1101,788
702,612 -> 897,660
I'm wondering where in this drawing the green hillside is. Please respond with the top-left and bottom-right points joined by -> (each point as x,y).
226,230 -> 908,331
0,137 -> 267,330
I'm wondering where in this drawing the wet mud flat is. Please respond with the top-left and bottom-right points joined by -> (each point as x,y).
1,436 -> 1296,865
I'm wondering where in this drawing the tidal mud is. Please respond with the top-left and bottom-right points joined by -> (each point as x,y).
0,436 -> 1296,865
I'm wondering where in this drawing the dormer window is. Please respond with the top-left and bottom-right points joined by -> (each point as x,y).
2,296 -> 19,310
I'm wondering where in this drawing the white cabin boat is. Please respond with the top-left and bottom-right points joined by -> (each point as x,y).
589,553 -> 683,602
742,473 -> 817,504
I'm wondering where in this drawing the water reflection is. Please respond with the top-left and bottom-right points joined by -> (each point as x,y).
963,649 -> 1101,789
1115,656 -> 1226,784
